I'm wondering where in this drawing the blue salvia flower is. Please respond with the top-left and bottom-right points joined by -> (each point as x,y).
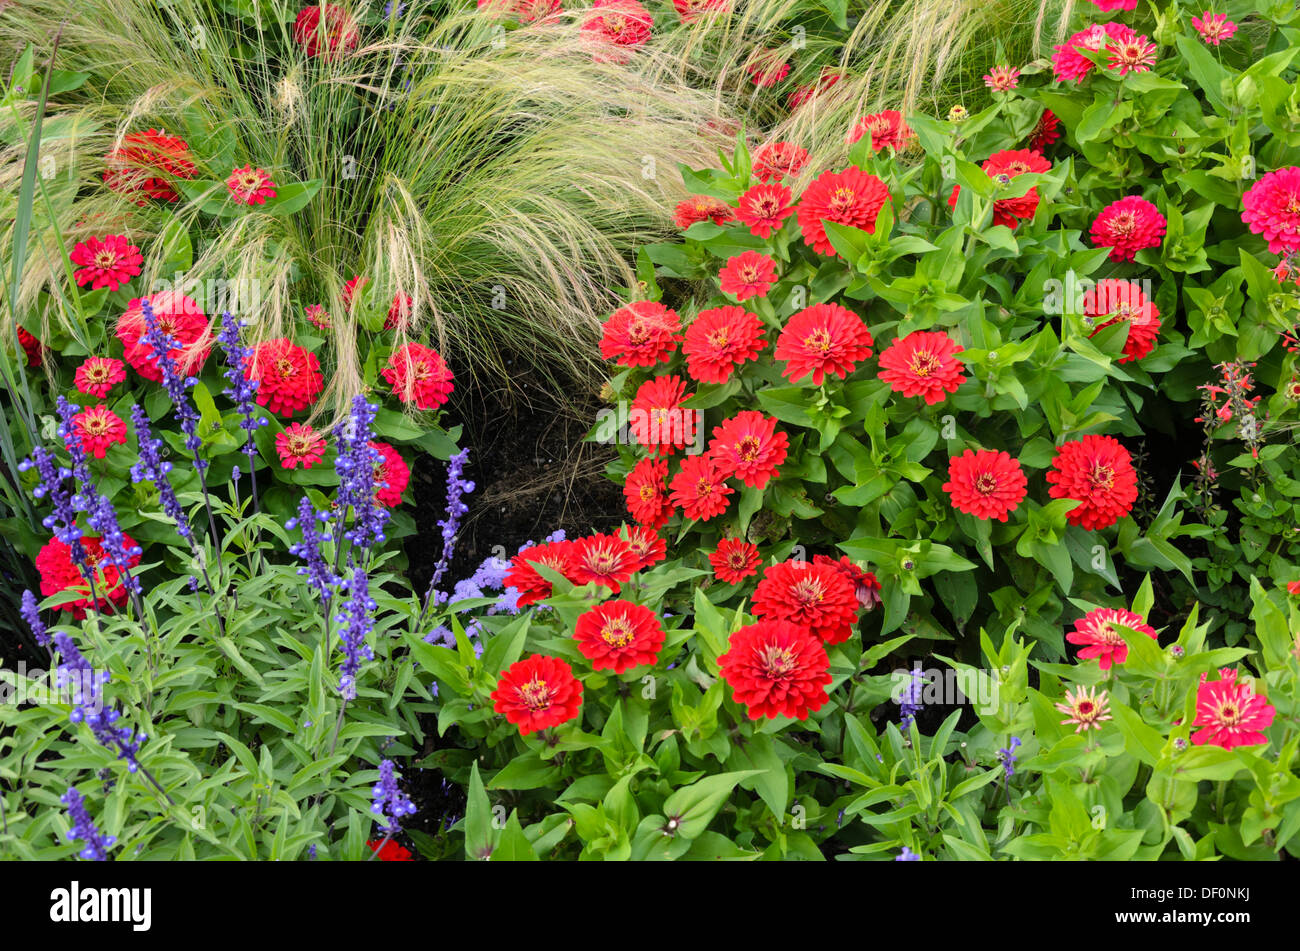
215,310 -> 266,455
60,788 -> 116,861
19,590 -> 49,647
139,297 -> 206,470
898,665 -> 925,731
334,565 -> 377,700
334,396 -> 388,556
17,444 -> 84,559
51,632 -> 145,772
129,404 -> 193,541
370,759 -> 417,837
895,846 -> 921,862
997,736 -> 1021,779
384,0 -> 407,18
286,496 -> 339,602
427,449 -> 473,598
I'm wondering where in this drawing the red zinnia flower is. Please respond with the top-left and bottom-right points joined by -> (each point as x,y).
74,356 -> 126,399
225,165 -> 277,205
70,235 -> 143,291
305,304 -> 332,331
570,532 -> 638,593
599,300 -> 681,367
1046,434 -> 1139,530
16,327 -> 42,367
381,343 -> 454,410
942,449 -> 1027,522
115,291 -> 210,382
846,111 -> 913,152
343,275 -> 368,310
1192,668 -> 1276,750
623,456 -> 674,529
787,71 -> 840,108
67,405 -> 127,460
735,183 -> 795,238
581,0 -> 653,62
752,558 -> 859,645
812,554 -> 881,611
877,330 -> 966,404
36,533 -> 141,620
276,422 -> 327,469
1052,22 -> 1135,84
476,0 -> 562,21
709,538 -> 761,584
574,600 -> 665,673
798,166 -> 891,255
672,0 -> 729,22
949,149 -> 1050,229
1028,109 -> 1061,152
707,411 -> 788,489
1090,196 -> 1166,262
682,305 -> 766,384
718,620 -> 832,721
293,4 -> 360,60
745,49 -> 790,87
774,303 -> 873,385
673,194 -> 734,230
367,840 -> 413,861
103,129 -> 196,204
371,441 -> 410,507
490,654 -> 583,735
620,524 -> 666,571
386,293 -> 412,331
506,540 -> 577,607
630,375 -> 696,456
1242,167 -> 1300,256
1066,606 -> 1157,671
668,455 -> 733,521
247,339 -> 323,417
752,142 -> 808,183
1082,279 -> 1161,363
718,251 -> 778,302
1288,580 -> 1300,597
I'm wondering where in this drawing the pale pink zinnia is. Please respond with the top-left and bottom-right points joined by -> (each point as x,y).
983,65 -> 1020,92
1192,12 -> 1237,46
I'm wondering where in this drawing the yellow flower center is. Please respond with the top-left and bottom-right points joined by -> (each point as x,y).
517,677 -> 553,712
601,617 -> 635,648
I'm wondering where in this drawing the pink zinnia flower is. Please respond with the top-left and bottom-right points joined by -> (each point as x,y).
1052,22 -> 1135,83
1090,196 -> 1167,262
718,251 -> 778,302
1107,34 -> 1157,76
69,234 -> 143,291
1056,685 -> 1113,733
276,422 -> 327,469
735,183 -> 795,238
67,404 -> 128,460
1192,668 -> 1276,750
74,356 -> 127,399
1192,12 -> 1236,46
846,111 -> 913,153
1242,167 -> 1300,256
983,66 -> 1020,92
1066,607 -> 1157,670
1086,0 -> 1136,9
226,166 -> 277,205
581,0 -> 653,62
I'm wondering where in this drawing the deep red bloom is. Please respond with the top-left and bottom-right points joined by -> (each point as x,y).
293,4 -> 360,60
1288,580 -> 1300,597
949,149 -> 1050,229
247,338 -> 324,417
812,554 -> 881,611
709,538 -> 761,584
490,654 -> 583,735
1046,435 -> 1139,530
367,840 -> 413,861
942,449 -> 1028,522
581,0 -> 653,62
16,327 -> 42,367
115,292 -> 210,382
386,293 -> 412,331
570,532 -> 639,593
574,600 -> 665,673
505,540 -> 578,607
717,620 -> 832,720
682,305 -> 766,384
36,533 -> 141,620
745,49 -> 791,87
102,129 -> 196,204
371,441 -> 410,507
735,183 -> 796,238
877,330 -> 966,404
799,166 -> 891,256
752,558 -> 859,644
774,303 -> 873,385
1052,22 -> 1135,83
1192,668 -> 1276,750
70,235 -> 143,291
1028,109 -> 1061,152
673,194 -> 734,230
787,71 -> 840,108
630,375 -> 696,456
74,356 -> 127,399
752,142 -> 808,183
225,165 -> 277,205
718,251 -> 777,302
67,405 -> 127,460
668,455 -> 733,521
707,411 -> 788,489
623,456 -> 674,529
1082,279 -> 1161,363
847,111 -> 913,152
343,275 -> 368,310
599,300 -> 681,367
1066,607 -> 1157,671
1242,167 -> 1300,256
382,343 -> 454,410
1090,196 -> 1166,262
620,524 -> 666,571
276,422 -> 327,469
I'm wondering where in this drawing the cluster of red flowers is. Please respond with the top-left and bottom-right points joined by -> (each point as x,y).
103,129 -> 196,204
